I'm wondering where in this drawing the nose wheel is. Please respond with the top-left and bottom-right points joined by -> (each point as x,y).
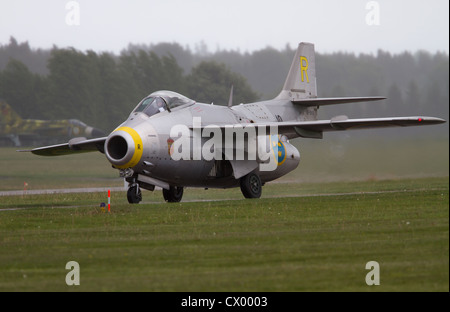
127,183 -> 142,204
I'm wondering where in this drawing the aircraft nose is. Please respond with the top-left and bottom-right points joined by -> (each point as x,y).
104,127 -> 143,169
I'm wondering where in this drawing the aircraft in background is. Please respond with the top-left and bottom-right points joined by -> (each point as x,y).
1,99 -> 105,146
23,43 -> 446,203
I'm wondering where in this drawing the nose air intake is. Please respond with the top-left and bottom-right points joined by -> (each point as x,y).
107,135 -> 128,160
105,127 -> 143,169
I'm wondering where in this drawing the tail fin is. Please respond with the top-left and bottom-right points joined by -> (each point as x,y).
276,42 -> 317,101
275,43 -> 385,106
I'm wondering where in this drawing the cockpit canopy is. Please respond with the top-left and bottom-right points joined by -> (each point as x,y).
132,91 -> 195,117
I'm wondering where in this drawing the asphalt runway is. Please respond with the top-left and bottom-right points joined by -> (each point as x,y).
1,186 -> 446,212
1,185 -> 444,197
0,186 -> 125,197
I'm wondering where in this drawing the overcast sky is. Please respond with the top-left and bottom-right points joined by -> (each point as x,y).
0,0 -> 448,55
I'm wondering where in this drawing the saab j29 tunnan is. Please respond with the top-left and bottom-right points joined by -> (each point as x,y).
22,43 -> 446,203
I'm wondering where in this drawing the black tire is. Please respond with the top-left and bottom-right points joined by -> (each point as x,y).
240,172 -> 262,198
163,186 -> 184,203
127,184 -> 142,204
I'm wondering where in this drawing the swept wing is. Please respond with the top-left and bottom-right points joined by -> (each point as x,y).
19,136 -> 106,156
190,116 -> 445,139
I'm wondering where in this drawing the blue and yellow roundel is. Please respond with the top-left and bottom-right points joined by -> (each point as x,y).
271,135 -> 286,165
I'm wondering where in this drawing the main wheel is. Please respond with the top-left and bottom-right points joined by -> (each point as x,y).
163,186 -> 184,203
127,184 -> 142,204
240,172 -> 262,198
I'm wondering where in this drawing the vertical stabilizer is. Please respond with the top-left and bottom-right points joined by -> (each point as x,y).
0,100 -> 23,127
276,42 -> 317,101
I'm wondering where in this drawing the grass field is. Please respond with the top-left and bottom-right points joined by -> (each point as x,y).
0,138 -> 448,292
0,177 -> 448,292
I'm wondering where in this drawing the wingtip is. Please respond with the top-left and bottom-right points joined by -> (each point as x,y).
419,117 -> 446,124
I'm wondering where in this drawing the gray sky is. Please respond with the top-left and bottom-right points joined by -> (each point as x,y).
0,0 -> 448,54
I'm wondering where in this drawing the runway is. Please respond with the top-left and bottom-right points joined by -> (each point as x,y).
1,184 -> 445,198
0,186 -> 126,197
1,185 -> 446,212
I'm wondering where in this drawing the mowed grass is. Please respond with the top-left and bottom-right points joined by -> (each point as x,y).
0,147 -> 122,191
0,177 -> 448,292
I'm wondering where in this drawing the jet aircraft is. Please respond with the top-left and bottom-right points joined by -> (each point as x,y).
1,99 -> 105,146
22,43 -> 445,203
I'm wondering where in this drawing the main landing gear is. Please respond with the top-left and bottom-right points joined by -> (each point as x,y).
163,186 -> 184,203
240,172 -> 262,199
125,173 -> 261,204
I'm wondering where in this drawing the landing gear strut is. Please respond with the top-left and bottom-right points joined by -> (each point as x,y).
127,183 -> 142,204
163,186 -> 184,203
240,172 -> 262,198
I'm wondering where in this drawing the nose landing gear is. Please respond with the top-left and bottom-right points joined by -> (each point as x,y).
127,182 -> 142,204
126,179 -> 184,204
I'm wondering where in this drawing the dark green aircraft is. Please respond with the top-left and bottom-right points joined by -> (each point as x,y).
0,99 -> 105,146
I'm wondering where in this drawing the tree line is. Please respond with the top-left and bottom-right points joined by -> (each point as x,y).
0,38 -> 258,132
0,37 -> 448,136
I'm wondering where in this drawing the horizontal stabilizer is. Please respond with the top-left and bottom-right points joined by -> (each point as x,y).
292,96 -> 386,106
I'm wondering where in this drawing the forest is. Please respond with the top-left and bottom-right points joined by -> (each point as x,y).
0,37 -> 448,137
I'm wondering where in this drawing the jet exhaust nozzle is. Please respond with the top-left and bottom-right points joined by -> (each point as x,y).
104,127 -> 143,169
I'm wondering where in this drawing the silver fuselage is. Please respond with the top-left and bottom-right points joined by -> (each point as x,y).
104,99 -> 307,188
